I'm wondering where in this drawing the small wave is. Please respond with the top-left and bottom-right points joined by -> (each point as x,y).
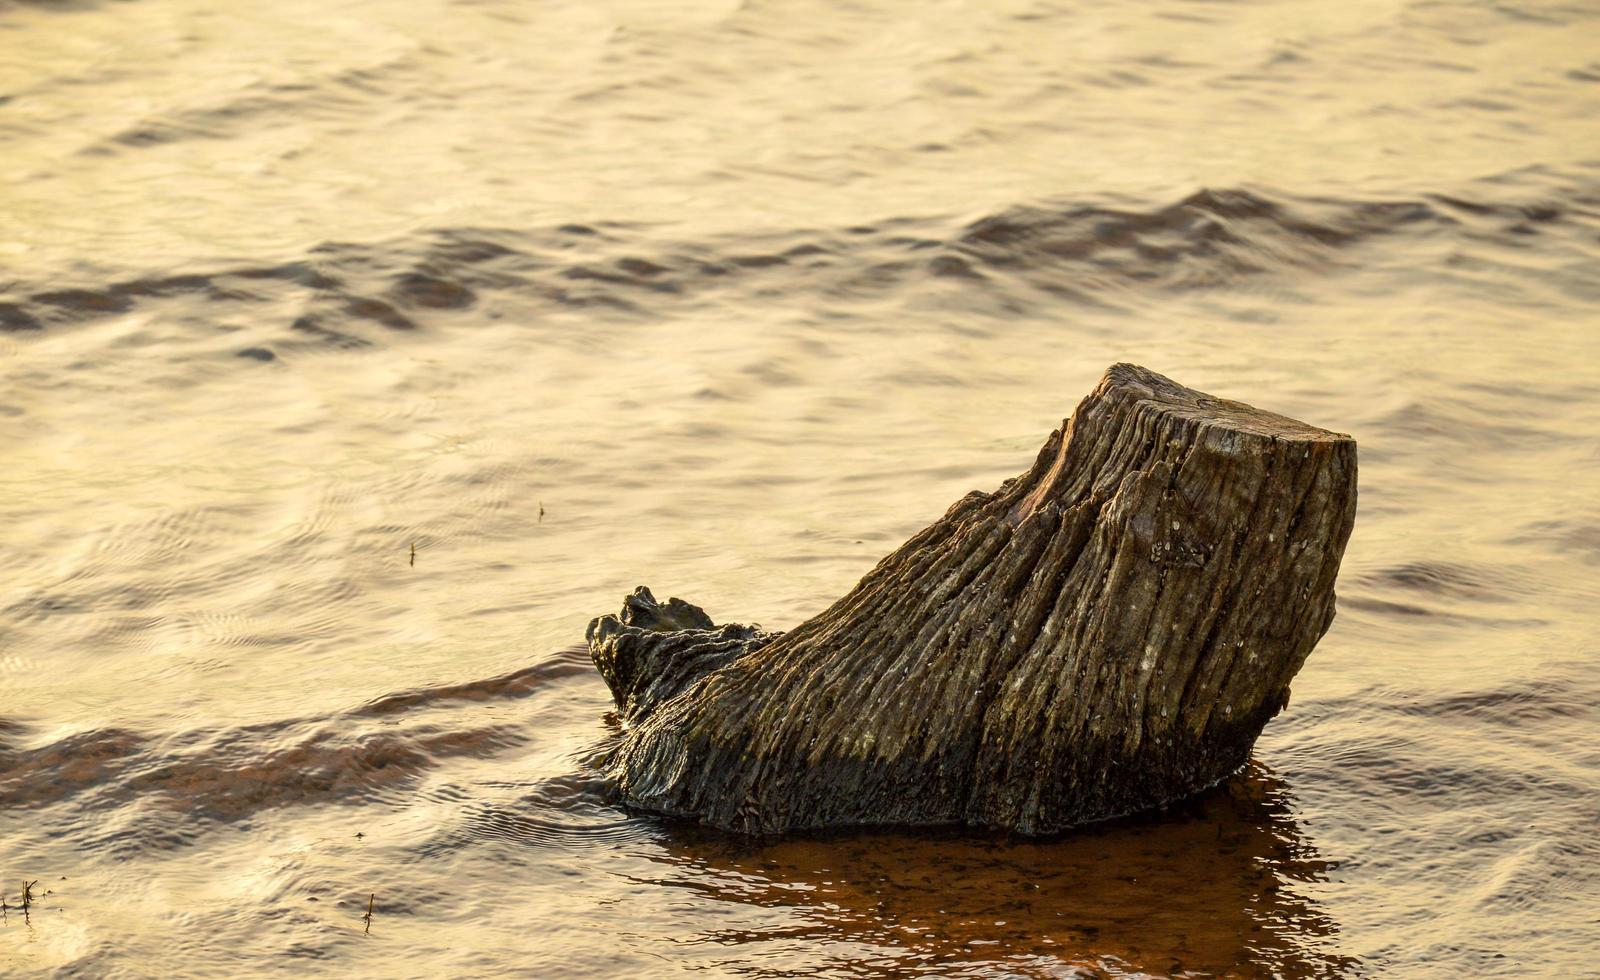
1366,399 -> 1587,454
1506,517 -> 1600,565
2,172 -> 1594,352
1338,549 -> 1566,629
415,775 -> 655,856
438,805 -> 648,851
1336,594 -> 1548,631
0,721 -> 525,819
355,646 -> 594,716
1398,678 -> 1599,726
1357,560 -> 1518,603
0,648 -> 602,851
0,726 -> 146,810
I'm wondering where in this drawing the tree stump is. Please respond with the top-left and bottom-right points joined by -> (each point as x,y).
588,364 -> 1357,834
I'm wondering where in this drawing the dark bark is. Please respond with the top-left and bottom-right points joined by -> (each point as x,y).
587,364 -> 1357,835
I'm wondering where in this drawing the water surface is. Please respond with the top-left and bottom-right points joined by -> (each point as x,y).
3,0 -> 1599,975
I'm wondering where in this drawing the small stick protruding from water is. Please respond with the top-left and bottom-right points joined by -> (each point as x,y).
409,542 -> 415,567
539,501 -> 545,523
363,892 -> 375,934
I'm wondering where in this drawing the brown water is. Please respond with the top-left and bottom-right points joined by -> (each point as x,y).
2,0 -> 1599,975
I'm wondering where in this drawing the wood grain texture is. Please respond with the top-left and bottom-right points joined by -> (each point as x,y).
589,363 -> 1358,834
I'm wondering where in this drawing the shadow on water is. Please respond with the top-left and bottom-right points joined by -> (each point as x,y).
635,763 -> 1356,978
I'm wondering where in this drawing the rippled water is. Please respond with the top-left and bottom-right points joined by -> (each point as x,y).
3,0 -> 1599,976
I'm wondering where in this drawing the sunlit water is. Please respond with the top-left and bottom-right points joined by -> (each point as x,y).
2,0 -> 1599,976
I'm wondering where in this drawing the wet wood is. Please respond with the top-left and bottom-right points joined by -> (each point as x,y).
588,364 -> 1357,834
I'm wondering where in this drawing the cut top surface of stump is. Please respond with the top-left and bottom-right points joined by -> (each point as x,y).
588,363 -> 1358,836
1095,363 -> 1351,444
1007,363 -> 1353,525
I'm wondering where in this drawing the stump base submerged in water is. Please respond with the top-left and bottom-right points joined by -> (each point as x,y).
588,364 -> 1357,835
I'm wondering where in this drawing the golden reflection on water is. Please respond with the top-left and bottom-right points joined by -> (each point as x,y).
652,765 -> 1354,978
3,0 -> 1600,976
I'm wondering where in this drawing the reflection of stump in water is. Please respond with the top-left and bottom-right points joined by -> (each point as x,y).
590,364 -> 1357,834
646,764 -> 1358,978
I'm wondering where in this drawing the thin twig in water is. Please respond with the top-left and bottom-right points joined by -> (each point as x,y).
409,542 -> 416,567
363,892 -> 375,934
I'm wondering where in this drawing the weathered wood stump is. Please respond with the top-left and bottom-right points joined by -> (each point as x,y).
588,364 -> 1357,834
